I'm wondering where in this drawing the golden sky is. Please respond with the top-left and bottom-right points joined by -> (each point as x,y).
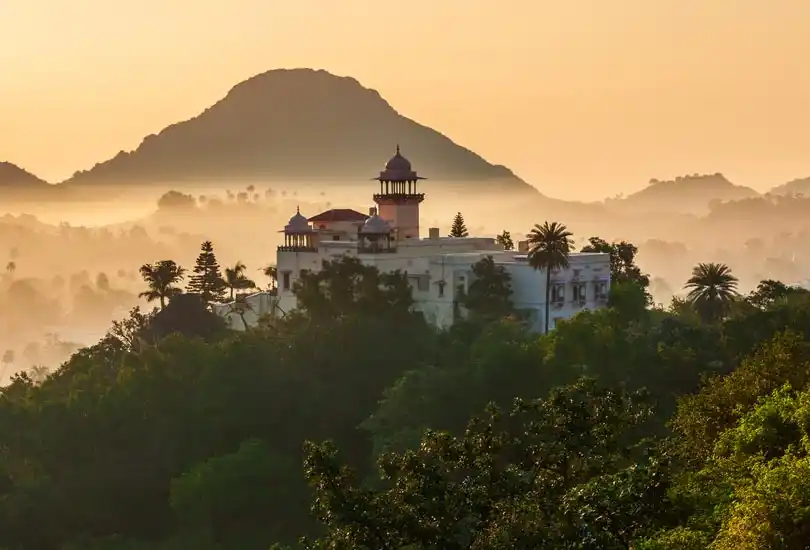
1,0 -> 808,199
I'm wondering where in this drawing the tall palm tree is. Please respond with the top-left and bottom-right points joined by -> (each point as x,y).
224,261 -> 256,301
526,221 -> 574,333
139,260 -> 185,310
684,262 -> 739,323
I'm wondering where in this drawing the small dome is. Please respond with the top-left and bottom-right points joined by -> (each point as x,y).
284,206 -> 311,233
384,145 -> 412,172
361,213 -> 391,234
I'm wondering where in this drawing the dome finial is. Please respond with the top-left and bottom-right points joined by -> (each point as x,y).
396,144 -> 400,155
296,205 -> 300,214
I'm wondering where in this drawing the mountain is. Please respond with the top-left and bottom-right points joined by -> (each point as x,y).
0,162 -> 50,188
769,177 -> 810,196
64,69 -> 537,195
607,173 -> 760,214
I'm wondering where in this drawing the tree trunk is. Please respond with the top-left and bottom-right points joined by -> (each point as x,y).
159,294 -> 166,310
544,267 -> 551,333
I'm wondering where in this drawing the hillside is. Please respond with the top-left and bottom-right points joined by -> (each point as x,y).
607,173 -> 760,214
64,69 -> 537,195
769,176 -> 810,196
0,162 -> 50,187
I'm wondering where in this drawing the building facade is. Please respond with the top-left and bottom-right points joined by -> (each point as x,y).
213,147 -> 611,332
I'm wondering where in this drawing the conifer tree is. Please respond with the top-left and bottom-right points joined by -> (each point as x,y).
449,212 -> 469,238
186,240 -> 227,302
496,230 -> 515,250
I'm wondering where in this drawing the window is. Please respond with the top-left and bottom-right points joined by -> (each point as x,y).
594,281 -> 608,300
417,275 -> 429,292
551,284 -> 565,303
573,283 -> 586,301
333,235 -> 340,241
282,272 -> 291,291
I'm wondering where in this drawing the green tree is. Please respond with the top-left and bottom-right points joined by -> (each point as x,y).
170,439 -> 306,546
684,262 -> 739,323
303,378 -> 664,549
526,221 -> 574,333
746,279 -> 810,310
138,260 -> 185,310
448,212 -> 469,238
581,237 -> 651,302
496,230 -> 514,250
293,256 -> 414,320
223,261 -> 256,301
186,241 -> 226,303
459,255 -> 514,321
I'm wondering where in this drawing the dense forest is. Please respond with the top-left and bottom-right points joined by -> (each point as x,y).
1,222 -> 810,550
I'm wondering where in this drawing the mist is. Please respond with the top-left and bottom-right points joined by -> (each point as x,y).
1,177 -> 807,384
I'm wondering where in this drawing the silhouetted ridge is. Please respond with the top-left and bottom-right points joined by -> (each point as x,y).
769,176 -> 810,196
0,162 -> 49,187
611,173 -> 760,213
64,68 -> 536,194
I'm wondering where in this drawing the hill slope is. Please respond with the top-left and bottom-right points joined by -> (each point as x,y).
0,162 -> 50,187
769,177 -> 810,196
608,173 -> 760,213
64,69 -> 536,194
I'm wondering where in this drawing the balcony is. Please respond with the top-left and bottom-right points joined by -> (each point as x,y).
373,192 -> 425,202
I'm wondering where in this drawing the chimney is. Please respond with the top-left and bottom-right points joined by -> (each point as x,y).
368,207 -> 378,216
428,227 -> 440,239
517,240 -> 529,253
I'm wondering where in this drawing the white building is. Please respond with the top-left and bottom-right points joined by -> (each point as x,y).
213,147 -> 611,332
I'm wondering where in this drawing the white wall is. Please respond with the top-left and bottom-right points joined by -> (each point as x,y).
235,238 -> 611,334
211,292 -> 280,331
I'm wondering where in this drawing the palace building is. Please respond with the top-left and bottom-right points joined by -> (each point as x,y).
213,147 -> 611,331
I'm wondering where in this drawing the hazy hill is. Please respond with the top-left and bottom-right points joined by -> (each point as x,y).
0,162 -> 49,187
769,177 -> 810,196
607,173 -> 760,214
64,68 -> 537,195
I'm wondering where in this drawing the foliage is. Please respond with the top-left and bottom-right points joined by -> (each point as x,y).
684,262 -> 739,323
3,230 -> 810,550
581,236 -> 651,288
459,255 -> 514,321
495,230 -> 514,250
581,236 -> 652,305
293,256 -> 414,320
157,190 -> 197,211
186,240 -> 227,303
303,379 -> 664,549
223,261 -> 256,301
448,212 -> 469,238
139,260 -> 185,310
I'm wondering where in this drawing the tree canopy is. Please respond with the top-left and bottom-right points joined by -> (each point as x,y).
0,230 -> 806,550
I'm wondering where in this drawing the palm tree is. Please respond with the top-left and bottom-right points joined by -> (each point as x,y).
262,265 -> 278,292
684,262 -> 739,323
138,260 -> 185,310
526,221 -> 574,333
224,261 -> 256,301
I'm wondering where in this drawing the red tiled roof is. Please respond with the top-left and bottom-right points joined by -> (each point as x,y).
308,209 -> 369,223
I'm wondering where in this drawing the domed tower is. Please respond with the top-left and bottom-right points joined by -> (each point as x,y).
373,145 -> 425,240
359,207 -> 395,253
280,207 -> 316,251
